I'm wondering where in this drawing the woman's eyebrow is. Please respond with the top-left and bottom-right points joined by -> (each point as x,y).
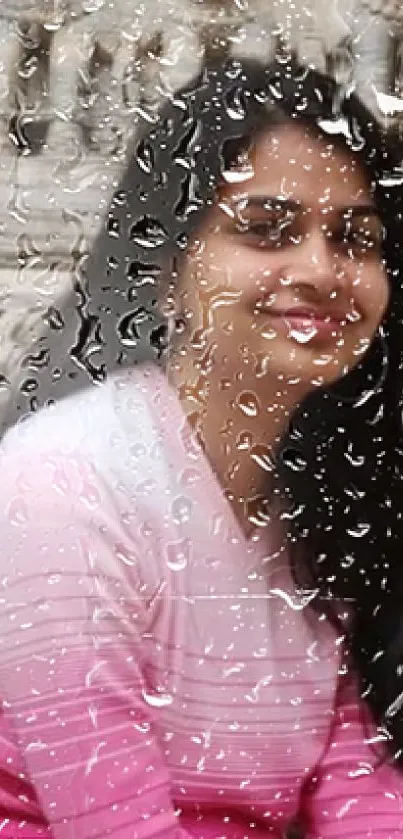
340,204 -> 380,218
236,196 -> 381,219
236,195 -> 302,212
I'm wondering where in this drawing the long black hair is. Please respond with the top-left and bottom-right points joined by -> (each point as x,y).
47,54 -> 403,765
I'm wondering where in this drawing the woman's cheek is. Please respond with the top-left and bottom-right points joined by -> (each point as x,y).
360,267 -> 389,323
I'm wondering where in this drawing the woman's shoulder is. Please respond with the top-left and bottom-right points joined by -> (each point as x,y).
0,363 -> 177,588
0,362 -> 167,475
0,362 -> 215,611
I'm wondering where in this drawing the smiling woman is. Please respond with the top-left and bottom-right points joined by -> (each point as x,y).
172,122 -> 388,390
0,55 -> 402,839
162,114 -> 393,533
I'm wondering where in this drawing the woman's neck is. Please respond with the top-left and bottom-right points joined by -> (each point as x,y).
166,348 -> 304,538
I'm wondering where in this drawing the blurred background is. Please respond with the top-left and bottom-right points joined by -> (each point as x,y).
0,0 -> 402,429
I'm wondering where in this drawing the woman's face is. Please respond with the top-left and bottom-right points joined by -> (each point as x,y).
176,122 -> 389,393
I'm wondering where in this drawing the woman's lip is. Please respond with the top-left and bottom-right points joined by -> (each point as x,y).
269,309 -> 346,324
263,310 -> 347,342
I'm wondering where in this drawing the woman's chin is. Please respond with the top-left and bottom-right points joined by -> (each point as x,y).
251,341 -> 350,393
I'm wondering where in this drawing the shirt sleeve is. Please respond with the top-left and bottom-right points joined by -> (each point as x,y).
0,450 -> 192,839
300,671 -> 403,838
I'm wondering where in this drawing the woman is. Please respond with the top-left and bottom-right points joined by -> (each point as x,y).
0,54 -> 402,838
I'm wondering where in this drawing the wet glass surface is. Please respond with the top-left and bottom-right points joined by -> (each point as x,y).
0,3 -> 402,838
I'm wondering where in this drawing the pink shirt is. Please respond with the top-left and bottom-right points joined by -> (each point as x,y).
0,363 -> 401,838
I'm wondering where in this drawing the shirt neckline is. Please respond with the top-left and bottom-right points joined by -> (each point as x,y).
138,361 -> 285,576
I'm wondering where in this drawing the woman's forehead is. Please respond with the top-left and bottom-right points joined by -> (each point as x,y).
219,122 -> 375,212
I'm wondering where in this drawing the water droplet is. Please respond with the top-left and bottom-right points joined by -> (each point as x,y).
142,688 -> 173,708
175,231 -> 188,250
210,512 -> 226,538
25,741 -> 47,753
165,538 -> 191,571
136,139 -> 155,174
270,587 -> 318,612
85,741 -> 106,776
129,216 -> 168,249
236,431 -> 252,451
246,496 -> 271,527
224,84 -> 247,121
236,391 -> 260,417
173,119 -> 200,170
281,448 -> 307,472
204,555 -> 220,570
117,308 -> 152,347
348,764 -> 373,779
346,522 -> 371,538
386,690 -> 403,719
113,543 -> 138,566
222,168 -> 254,184
136,479 -> 157,497
179,467 -> 202,488
341,555 -> 355,569
85,661 -> 106,689
82,0 -> 105,11
126,260 -> 161,285
260,323 -> 278,340
21,348 -> 50,371
288,325 -> 319,344
44,306 -> 65,331
6,497 -> 28,526
174,172 -> 203,221
171,496 -> 192,525
344,449 -> 365,467
47,574 -> 61,586
250,444 -> 275,472
107,215 -> 120,239
245,674 -> 273,703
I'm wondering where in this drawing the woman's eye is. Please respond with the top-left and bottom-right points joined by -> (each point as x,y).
338,217 -> 384,256
249,221 -> 283,239
235,216 -> 296,246
342,227 -> 382,255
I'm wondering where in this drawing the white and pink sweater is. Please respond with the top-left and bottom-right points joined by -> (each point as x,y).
0,363 -> 401,839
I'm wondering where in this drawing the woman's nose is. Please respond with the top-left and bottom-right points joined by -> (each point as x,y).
282,226 -> 345,297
